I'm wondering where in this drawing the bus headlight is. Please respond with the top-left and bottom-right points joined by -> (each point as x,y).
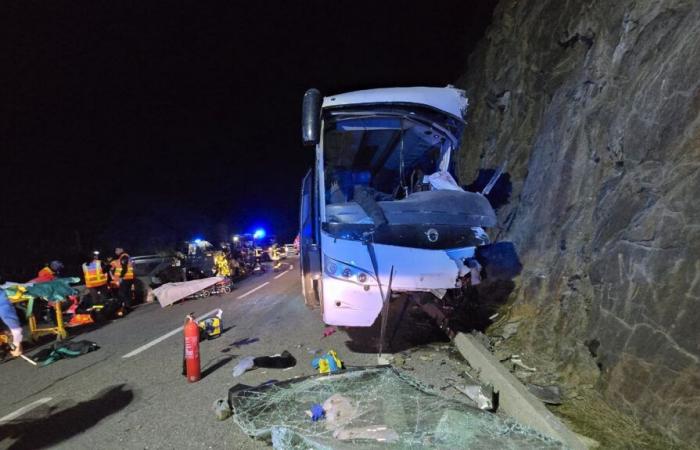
324,255 -> 375,286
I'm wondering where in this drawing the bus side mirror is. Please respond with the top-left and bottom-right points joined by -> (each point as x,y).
301,88 -> 322,146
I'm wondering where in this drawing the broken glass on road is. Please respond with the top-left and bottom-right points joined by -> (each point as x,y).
230,366 -> 563,449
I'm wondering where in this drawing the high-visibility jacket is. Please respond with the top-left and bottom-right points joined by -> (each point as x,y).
83,260 -> 108,288
34,266 -> 56,282
110,253 -> 134,282
213,252 -> 231,277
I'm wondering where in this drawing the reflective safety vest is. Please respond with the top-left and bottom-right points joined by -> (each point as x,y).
213,252 -> 231,277
36,266 -> 55,281
110,253 -> 134,282
83,260 -> 108,288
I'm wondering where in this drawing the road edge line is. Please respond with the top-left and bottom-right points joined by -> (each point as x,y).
236,282 -> 269,299
122,308 -> 221,359
0,397 -> 52,424
273,270 -> 289,280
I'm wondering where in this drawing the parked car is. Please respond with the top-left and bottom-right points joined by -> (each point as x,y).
131,254 -> 184,302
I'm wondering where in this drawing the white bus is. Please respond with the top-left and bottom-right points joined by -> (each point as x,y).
299,86 -> 498,331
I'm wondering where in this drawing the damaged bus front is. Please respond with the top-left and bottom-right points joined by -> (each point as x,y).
299,87 -> 497,328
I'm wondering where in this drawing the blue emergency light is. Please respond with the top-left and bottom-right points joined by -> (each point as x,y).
253,228 -> 266,240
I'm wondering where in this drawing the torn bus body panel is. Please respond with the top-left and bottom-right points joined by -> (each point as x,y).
321,234 -> 470,326
301,86 -> 503,328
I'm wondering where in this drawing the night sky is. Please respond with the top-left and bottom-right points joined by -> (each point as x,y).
1,1 -> 495,279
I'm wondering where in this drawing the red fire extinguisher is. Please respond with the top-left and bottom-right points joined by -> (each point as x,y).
183,314 -> 201,382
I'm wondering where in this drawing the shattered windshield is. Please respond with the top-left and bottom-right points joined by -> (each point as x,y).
320,108 -> 496,249
230,366 -> 563,449
323,115 -> 453,205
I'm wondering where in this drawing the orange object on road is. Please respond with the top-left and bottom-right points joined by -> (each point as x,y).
183,314 -> 201,382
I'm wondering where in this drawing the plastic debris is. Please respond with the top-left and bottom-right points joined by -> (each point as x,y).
309,404 -> 325,422
232,356 -> 255,377
454,384 -> 495,411
311,350 -> 343,374
229,366 -> 563,449
321,326 -> 337,338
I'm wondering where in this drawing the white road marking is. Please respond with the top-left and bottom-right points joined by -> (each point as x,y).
122,308 -> 221,359
274,270 -> 289,279
0,397 -> 52,424
236,282 -> 270,299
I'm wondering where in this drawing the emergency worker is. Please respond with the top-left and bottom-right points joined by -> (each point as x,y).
82,251 -> 109,306
110,247 -> 134,310
33,260 -> 63,283
213,251 -> 231,278
269,244 -> 282,271
0,276 -> 23,357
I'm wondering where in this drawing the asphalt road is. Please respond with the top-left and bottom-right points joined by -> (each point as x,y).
1,257 -> 474,450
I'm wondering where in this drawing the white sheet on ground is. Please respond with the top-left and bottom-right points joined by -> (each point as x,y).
154,277 -> 224,307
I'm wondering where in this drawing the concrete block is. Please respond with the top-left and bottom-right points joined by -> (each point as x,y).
454,332 -> 588,449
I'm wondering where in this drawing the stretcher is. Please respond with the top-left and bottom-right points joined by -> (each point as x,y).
8,288 -> 68,341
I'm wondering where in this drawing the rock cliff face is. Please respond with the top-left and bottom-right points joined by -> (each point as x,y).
456,0 -> 700,444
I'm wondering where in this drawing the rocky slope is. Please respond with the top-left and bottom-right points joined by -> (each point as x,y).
456,0 -> 700,444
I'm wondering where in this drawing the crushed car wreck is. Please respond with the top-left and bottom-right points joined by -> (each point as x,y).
299,86 -> 506,330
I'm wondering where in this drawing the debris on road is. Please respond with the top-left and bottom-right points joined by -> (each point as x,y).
213,398 -> 232,421
307,404 -> 325,422
311,350 -> 344,374
198,309 -> 223,340
453,384 -> 495,411
321,326 -> 337,338
253,351 -> 296,369
232,356 -> 255,377
229,366 -> 563,448
233,351 -> 297,377
32,340 -> 99,366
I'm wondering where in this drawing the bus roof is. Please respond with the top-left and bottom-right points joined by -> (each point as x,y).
322,86 -> 467,120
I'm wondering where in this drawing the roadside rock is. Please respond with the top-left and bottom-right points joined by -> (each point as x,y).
456,0 -> 700,444
527,384 -> 563,405
500,321 -> 519,340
